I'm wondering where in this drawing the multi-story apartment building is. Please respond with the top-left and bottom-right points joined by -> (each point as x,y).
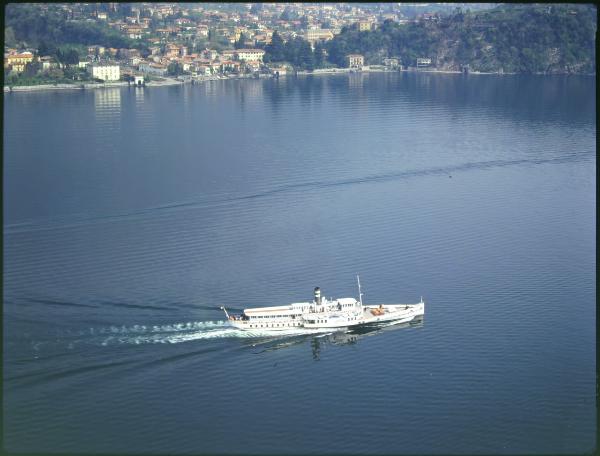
346,54 -> 364,68
234,49 -> 266,63
304,28 -> 334,43
88,63 -> 120,81
197,25 -> 209,37
358,20 -> 373,31
5,51 -> 34,73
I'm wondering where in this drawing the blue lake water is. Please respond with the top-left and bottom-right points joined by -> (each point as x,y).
3,72 -> 596,454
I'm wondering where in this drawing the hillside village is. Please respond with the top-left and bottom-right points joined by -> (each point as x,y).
5,2 -> 421,86
4,2 -> 595,88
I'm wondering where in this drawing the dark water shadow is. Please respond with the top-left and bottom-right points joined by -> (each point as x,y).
251,317 -> 425,360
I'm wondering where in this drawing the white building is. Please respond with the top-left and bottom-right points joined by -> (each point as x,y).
383,57 -> 400,69
235,49 -> 265,63
88,63 -> 120,81
39,56 -> 60,70
346,54 -> 364,69
304,29 -> 334,43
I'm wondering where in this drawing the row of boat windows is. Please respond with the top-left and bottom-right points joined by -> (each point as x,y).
248,322 -> 303,328
246,315 -> 360,327
306,316 -> 358,324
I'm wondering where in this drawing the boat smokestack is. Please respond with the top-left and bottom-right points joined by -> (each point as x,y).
314,287 -> 322,305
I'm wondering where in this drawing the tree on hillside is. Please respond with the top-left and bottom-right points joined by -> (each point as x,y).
265,31 -> 285,62
300,15 -> 309,29
325,36 -> 350,67
234,32 -> 246,49
380,19 -> 396,34
5,26 -> 17,47
24,61 -> 42,77
38,41 -> 57,57
167,62 -> 184,76
56,47 -> 80,65
120,3 -> 133,20
314,41 -> 325,67
280,8 -> 292,21
281,36 -> 314,69
298,38 -> 314,69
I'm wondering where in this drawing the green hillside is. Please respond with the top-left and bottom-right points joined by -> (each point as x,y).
325,4 -> 596,74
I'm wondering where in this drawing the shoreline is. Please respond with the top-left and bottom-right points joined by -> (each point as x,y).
2,74 -> 250,93
3,77 -> 187,93
5,68 -> 592,93
4,81 -> 129,92
297,67 -> 512,76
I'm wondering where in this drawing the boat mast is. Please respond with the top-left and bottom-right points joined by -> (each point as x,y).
357,275 -> 363,306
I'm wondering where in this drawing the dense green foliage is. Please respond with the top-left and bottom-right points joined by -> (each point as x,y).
167,62 -> 184,76
4,63 -> 91,86
6,4 -> 135,50
234,32 -> 247,50
264,31 -> 315,70
324,4 -> 596,73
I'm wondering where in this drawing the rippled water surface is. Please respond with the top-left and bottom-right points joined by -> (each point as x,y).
4,73 -> 596,454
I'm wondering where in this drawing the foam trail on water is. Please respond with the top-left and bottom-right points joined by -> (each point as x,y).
94,321 -> 335,346
87,320 -> 227,337
157,327 -> 334,344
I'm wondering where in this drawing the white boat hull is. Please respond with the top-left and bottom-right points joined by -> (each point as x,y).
221,278 -> 424,332
227,302 -> 424,331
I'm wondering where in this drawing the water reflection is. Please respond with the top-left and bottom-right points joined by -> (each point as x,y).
249,317 -> 425,360
134,85 -> 145,104
92,88 -> 123,144
93,87 -> 121,113
264,76 -> 298,113
348,72 -> 369,91
310,72 -> 595,126
241,79 -> 264,101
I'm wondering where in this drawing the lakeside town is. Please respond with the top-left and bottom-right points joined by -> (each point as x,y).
4,2 -> 499,91
4,2 -> 595,92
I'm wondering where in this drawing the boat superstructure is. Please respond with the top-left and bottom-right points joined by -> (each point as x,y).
220,276 -> 424,331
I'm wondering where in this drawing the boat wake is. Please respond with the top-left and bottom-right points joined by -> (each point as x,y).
90,320 -> 334,346
5,152 -> 591,236
19,318 -> 423,357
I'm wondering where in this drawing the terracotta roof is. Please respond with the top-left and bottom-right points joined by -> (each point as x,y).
8,52 -> 33,59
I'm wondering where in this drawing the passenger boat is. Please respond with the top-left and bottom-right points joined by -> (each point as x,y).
220,276 -> 424,331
